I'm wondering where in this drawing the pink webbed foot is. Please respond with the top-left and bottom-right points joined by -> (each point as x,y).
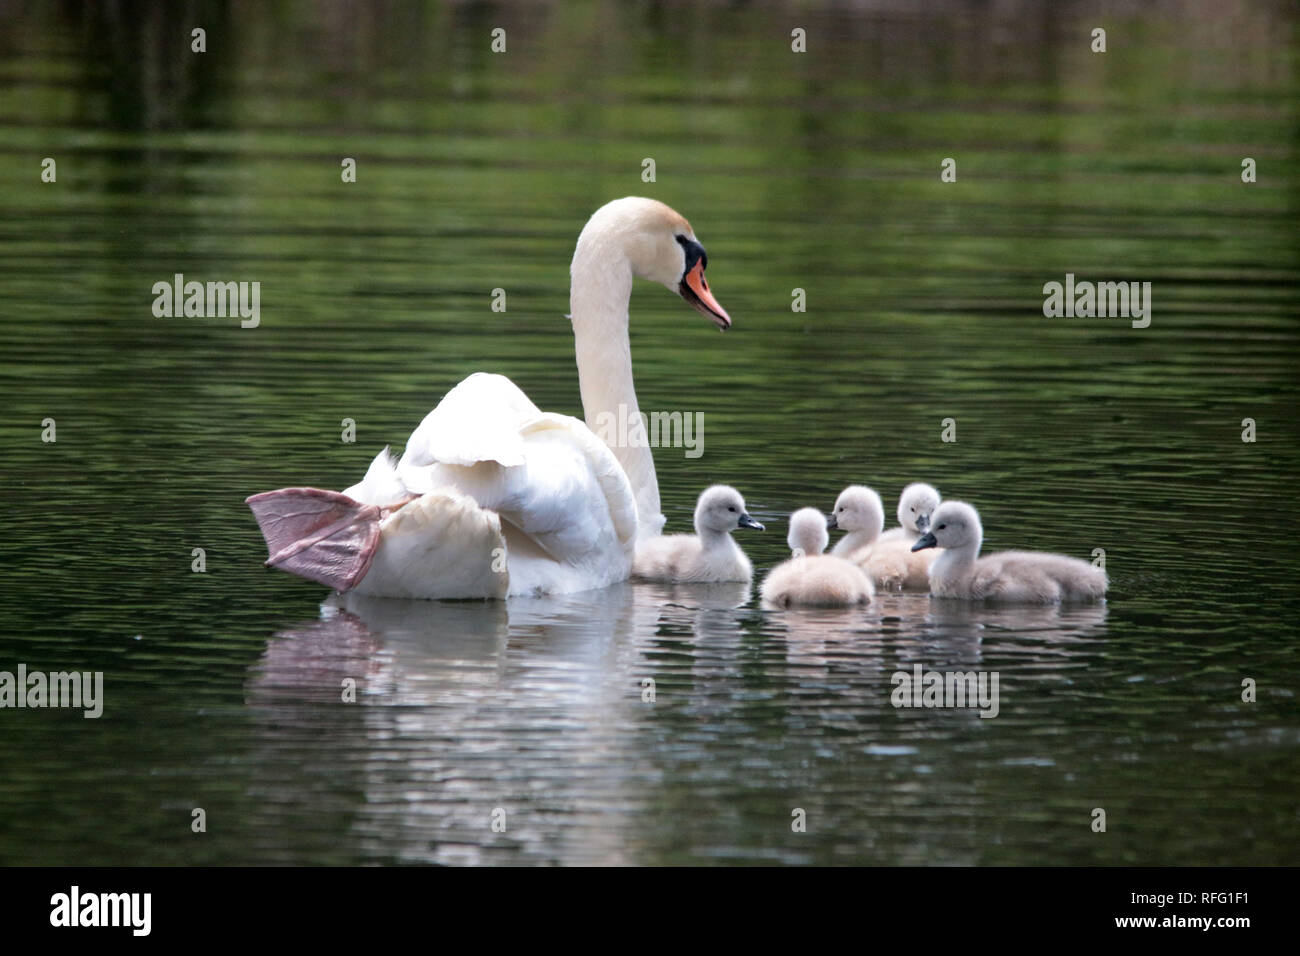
246,487 -> 387,592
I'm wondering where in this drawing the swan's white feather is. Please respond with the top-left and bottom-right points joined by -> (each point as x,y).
342,446 -> 407,508
346,373 -> 638,597
399,372 -> 535,471
351,488 -> 509,600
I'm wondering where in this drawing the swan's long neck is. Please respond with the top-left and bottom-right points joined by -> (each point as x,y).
570,240 -> 664,540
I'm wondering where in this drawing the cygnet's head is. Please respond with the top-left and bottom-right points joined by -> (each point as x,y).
827,485 -> 885,538
572,197 -> 731,329
786,507 -> 830,557
911,500 -> 982,553
897,482 -> 941,534
695,485 -> 764,534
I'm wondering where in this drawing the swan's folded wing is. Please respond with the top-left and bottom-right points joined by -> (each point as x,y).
399,372 -> 540,470
402,411 -> 639,594
245,488 -> 382,591
340,372 -> 638,595
520,413 -> 639,550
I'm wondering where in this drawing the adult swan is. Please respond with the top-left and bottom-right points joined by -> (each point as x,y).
246,197 -> 732,599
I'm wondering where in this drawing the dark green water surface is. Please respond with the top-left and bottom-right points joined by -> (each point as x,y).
0,1 -> 1297,864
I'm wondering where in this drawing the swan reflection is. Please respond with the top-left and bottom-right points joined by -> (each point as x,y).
244,583 -> 1108,863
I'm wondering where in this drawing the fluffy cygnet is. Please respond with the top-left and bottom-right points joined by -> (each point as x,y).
874,482 -> 942,545
828,485 -> 886,560
634,485 -> 764,583
828,484 -> 936,591
912,501 -> 1108,603
761,507 -> 875,608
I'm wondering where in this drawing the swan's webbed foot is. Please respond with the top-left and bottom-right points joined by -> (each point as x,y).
245,487 -> 384,592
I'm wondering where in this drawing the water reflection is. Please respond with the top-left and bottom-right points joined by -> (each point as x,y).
923,599 -> 1108,633
245,585 -> 1110,863
2,0 -> 1294,867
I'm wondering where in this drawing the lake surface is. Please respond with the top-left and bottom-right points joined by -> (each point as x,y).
1,0 -> 1297,865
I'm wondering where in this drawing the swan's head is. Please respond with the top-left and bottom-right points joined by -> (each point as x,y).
787,507 -> 830,557
695,484 -> 764,534
897,482 -> 942,534
826,485 -> 885,538
912,500 -> 982,553
574,197 -> 732,330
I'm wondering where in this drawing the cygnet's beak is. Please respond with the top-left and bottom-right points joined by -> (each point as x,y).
738,513 -> 764,531
680,260 -> 731,330
825,513 -> 839,531
911,532 -> 938,552
915,513 -> 930,533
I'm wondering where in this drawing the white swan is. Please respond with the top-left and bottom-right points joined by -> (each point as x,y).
831,482 -> 939,591
633,485 -> 764,583
761,508 -> 875,608
247,197 -> 734,599
912,501 -> 1108,603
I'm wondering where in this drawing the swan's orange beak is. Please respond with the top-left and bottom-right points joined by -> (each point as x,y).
680,261 -> 731,331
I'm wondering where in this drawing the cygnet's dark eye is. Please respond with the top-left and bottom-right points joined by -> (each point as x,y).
910,507 -> 916,513
937,524 -> 947,530
728,506 -> 736,512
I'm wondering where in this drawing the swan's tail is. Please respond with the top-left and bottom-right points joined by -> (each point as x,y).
245,487 -> 384,591
342,446 -> 408,507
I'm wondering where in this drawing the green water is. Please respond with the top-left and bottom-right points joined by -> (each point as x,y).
1,0 -> 1297,865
